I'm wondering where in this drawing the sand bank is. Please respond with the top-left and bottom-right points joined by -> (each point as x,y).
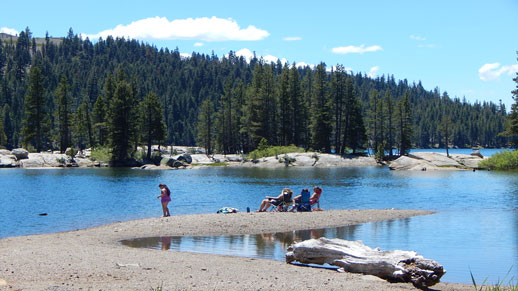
0,209 -> 472,290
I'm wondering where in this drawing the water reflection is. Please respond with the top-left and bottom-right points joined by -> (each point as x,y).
121,215 -> 518,284
120,224 -> 362,261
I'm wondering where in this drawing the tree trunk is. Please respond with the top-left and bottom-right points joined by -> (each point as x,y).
286,238 -> 445,288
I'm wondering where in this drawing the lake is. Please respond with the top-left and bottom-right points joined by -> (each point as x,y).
1,154 -> 517,284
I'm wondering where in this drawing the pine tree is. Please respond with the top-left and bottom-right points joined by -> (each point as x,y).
54,76 -> 72,153
331,65 -> 346,153
74,97 -> 90,151
347,97 -> 367,153
278,64 -> 292,145
343,78 -> 367,153
506,53 -> 518,148
397,92 -> 413,155
93,94 -> 107,146
231,80 -> 246,153
93,75 -> 113,147
197,98 -> 215,154
2,104 -> 14,150
310,63 -> 332,152
289,63 -> 306,147
439,115 -> 453,157
0,39 -> 5,80
139,92 -> 166,160
0,107 -> 6,148
261,64 -> 278,145
367,89 -> 380,155
215,79 -> 237,154
244,62 -> 278,148
384,90 -> 395,158
22,66 -> 50,152
244,63 -> 264,148
107,77 -> 137,164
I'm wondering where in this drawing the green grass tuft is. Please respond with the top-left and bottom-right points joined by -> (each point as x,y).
471,269 -> 518,291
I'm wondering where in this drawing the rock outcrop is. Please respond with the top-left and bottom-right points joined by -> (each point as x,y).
11,148 -> 29,160
388,152 -> 484,171
223,152 -> 377,168
0,153 -> 17,168
18,153 -> 78,168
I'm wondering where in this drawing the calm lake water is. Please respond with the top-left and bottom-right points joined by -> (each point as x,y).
1,150 -> 517,284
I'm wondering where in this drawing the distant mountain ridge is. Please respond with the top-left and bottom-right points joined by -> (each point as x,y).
0,32 -> 63,46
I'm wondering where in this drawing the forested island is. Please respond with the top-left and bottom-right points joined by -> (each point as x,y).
0,28 -> 516,165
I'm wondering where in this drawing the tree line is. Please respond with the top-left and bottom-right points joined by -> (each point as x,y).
0,28 -> 511,163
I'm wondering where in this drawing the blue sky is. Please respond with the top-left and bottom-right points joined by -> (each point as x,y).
1,0 -> 517,109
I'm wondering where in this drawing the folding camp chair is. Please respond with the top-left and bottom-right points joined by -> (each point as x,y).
270,191 -> 293,212
311,199 -> 322,211
293,189 -> 311,212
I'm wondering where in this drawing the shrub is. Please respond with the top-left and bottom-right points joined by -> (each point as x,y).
65,147 -> 77,158
280,154 -> 296,166
248,145 -> 304,160
479,150 -> 518,170
133,150 -> 146,162
90,147 -> 111,162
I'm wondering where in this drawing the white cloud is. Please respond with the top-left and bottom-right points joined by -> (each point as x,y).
263,54 -> 288,65
410,35 -> 426,41
227,48 -> 288,65
81,16 -> 269,41
232,48 -> 255,61
478,62 -> 518,81
194,42 -> 204,47
283,36 -> 301,41
180,53 -> 191,59
295,62 -> 315,69
0,27 -> 19,36
331,44 -> 382,54
367,66 -> 380,78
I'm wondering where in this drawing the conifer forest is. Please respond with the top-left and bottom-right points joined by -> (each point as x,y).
0,28 -> 510,162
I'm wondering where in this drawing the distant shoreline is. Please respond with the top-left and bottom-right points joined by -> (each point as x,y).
1,147 -> 493,170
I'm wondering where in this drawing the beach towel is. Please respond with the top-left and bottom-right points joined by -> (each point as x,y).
216,207 -> 238,214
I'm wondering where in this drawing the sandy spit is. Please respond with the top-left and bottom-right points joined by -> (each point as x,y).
0,209 -> 472,291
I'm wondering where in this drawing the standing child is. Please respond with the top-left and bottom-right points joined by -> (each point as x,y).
157,184 -> 171,217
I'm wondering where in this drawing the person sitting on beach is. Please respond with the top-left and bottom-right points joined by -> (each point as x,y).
157,184 -> 171,217
310,186 -> 323,206
257,188 -> 293,212
289,186 -> 323,212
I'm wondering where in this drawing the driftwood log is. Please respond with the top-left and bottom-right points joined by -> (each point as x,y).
286,238 -> 445,288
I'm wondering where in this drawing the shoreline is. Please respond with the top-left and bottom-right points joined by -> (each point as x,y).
1,148 -> 489,170
0,209 -> 473,290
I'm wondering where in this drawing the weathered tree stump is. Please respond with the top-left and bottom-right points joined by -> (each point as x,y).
286,237 -> 445,288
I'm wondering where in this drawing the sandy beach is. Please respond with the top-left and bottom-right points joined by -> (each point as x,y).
0,209 -> 473,290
